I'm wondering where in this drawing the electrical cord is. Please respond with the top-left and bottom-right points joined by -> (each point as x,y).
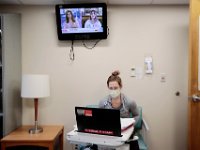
82,26 -> 110,50
82,39 -> 101,50
69,40 -> 75,61
107,26 -> 109,37
68,26 -> 109,60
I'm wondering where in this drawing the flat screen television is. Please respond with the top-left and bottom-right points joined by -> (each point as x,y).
55,3 -> 107,40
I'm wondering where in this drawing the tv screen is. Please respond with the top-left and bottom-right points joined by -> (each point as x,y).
55,3 -> 107,40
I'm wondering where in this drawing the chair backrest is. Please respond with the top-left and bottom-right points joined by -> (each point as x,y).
86,105 -> 99,108
134,106 -> 143,131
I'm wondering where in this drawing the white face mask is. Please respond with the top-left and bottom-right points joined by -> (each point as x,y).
109,89 -> 121,99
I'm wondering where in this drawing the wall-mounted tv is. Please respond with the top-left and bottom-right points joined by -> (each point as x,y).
55,3 -> 107,41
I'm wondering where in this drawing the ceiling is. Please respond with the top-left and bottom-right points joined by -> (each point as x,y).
0,0 -> 189,5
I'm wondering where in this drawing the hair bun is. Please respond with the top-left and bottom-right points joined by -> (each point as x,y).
112,70 -> 120,76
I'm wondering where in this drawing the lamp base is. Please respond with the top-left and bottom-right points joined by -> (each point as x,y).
29,126 -> 43,134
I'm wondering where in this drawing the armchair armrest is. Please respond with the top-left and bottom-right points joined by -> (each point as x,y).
142,118 -> 150,131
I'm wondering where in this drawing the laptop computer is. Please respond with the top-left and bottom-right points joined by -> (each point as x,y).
75,106 -> 122,137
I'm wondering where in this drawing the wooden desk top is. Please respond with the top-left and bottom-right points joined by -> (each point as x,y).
1,125 -> 64,142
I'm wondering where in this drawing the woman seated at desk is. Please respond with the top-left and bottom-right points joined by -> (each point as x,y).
99,70 -> 139,121
99,70 -> 139,150
79,71 -> 139,150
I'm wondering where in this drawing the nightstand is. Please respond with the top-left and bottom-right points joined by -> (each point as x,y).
1,125 -> 64,150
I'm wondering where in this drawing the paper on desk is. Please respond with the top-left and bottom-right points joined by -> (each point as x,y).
120,118 -> 135,131
74,125 -> 78,130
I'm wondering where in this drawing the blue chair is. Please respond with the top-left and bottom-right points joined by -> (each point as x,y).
134,106 -> 148,150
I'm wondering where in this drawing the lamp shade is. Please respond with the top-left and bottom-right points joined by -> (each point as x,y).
21,74 -> 50,98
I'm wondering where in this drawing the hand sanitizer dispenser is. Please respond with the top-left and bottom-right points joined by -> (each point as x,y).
145,56 -> 153,74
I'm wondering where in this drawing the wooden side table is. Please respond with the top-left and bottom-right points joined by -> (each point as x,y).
1,125 -> 64,150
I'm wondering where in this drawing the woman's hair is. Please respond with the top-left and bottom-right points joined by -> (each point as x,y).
107,70 -> 122,88
66,10 -> 75,23
90,10 -> 98,22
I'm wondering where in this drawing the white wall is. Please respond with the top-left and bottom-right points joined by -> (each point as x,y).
0,5 -> 189,150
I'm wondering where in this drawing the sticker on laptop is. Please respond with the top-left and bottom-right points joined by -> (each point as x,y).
77,108 -> 92,117
84,109 -> 92,117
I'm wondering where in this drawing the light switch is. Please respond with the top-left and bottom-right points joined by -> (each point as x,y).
130,68 -> 136,77
130,67 -> 143,79
160,73 -> 166,82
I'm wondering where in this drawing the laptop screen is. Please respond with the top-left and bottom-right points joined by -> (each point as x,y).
75,106 -> 122,137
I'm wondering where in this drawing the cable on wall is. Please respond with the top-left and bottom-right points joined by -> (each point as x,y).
82,26 -> 110,50
107,26 -> 109,37
69,40 -> 75,61
82,39 -> 101,50
68,26 -> 109,60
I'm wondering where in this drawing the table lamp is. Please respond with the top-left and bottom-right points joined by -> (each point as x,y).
21,74 -> 50,134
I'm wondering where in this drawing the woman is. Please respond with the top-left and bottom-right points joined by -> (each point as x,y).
99,70 -> 140,150
84,10 -> 102,29
99,70 -> 139,122
64,10 -> 79,28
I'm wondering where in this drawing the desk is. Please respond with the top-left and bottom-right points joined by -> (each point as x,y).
1,125 -> 64,150
67,126 -> 133,148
